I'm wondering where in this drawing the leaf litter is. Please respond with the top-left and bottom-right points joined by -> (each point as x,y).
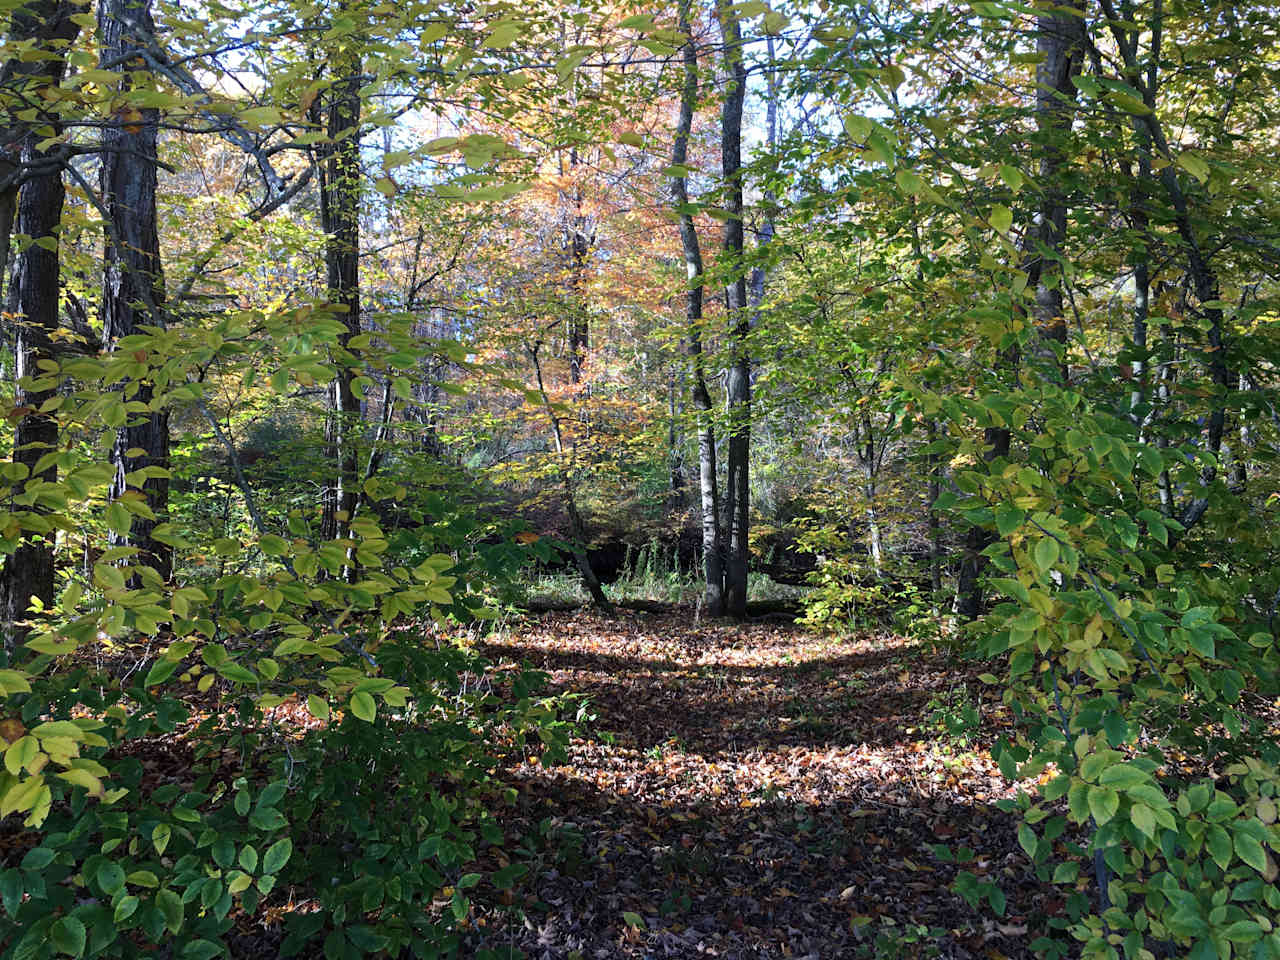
464,609 -> 1077,959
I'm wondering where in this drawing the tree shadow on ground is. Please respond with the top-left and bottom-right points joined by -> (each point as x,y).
480,638 -> 985,753
463,613 -> 1080,959
466,771 -> 1081,960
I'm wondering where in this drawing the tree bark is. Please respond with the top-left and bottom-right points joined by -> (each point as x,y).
567,166 -> 590,388
718,0 -> 750,619
1029,0 -> 1085,376
1,0 -> 80,646
100,0 -> 170,581
671,0 -> 724,616
954,425 -> 1010,620
927,419 -> 943,599
316,55 -> 362,557
529,343 -> 610,610
667,365 -> 685,502
956,4 -> 1082,618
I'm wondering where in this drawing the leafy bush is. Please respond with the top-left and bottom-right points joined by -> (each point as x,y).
0,303 -> 576,959
926,368 -> 1280,958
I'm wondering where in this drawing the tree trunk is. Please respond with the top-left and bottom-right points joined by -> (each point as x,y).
1,0 -> 80,646
956,5 -> 1082,618
718,0 -> 750,619
568,176 -> 590,387
671,0 -> 724,617
1029,0 -> 1084,377
954,425 -> 1010,620
864,483 -> 883,573
529,343 -> 610,610
668,365 -> 685,503
100,0 -> 170,581
861,421 -> 883,575
317,57 -> 362,557
927,419 -> 943,599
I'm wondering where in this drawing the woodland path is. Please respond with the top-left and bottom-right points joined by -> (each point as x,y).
468,609 -> 1069,960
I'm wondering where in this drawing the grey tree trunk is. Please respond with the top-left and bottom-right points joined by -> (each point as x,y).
100,0 -> 170,581
1,0 -> 80,646
671,0 -> 724,617
1029,0 -> 1085,376
316,57 -> 362,558
718,0 -> 750,619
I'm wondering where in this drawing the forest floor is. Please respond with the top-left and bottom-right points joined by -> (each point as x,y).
465,608 -> 1073,960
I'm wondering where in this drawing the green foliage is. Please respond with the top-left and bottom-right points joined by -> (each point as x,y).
924,367 -> 1280,958
0,212 -> 571,960
273,641 -> 571,957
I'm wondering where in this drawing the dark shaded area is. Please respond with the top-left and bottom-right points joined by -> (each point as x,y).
468,776 -> 1063,960
463,611 -> 1083,959
480,636 -> 974,753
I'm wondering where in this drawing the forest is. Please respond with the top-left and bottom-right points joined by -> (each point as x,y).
0,0 -> 1278,957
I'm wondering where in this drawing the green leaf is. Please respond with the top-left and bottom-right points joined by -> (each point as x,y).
482,20 -> 521,48
238,845 -> 259,873
895,169 -> 923,195
1098,764 -> 1148,789
216,663 -> 258,685
1033,537 -> 1060,574
451,888 -> 468,920
1233,827 -> 1267,873
144,658 -> 179,687
995,503 -> 1025,536
181,940 -> 223,960
1206,824 -> 1232,869
306,695 -> 330,721
227,871 -> 253,894
1017,823 -> 1036,858
1130,803 -> 1155,838
989,204 -> 1013,234
157,888 -> 184,933
0,869 -> 20,917
1051,861 -> 1079,883
346,926 -> 390,951
5,736 -> 38,775
105,502 -> 132,535
350,691 -> 376,723
50,916 -> 86,957
622,911 -> 645,928
491,862 -> 528,890
1176,152 -> 1210,183
258,534 -> 288,556
114,894 -> 140,923
97,861 -> 126,895
988,885 -> 1006,915
262,838 -> 292,875
152,823 -> 171,855
1105,91 -> 1152,115
21,847 -> 55,870
248,807 -> 286,831
999,164 -> 1023,192
1087,786 -> 1119,825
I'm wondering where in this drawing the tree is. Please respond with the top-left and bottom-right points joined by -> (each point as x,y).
716,0 -> 750,619
1,0 -> 82,644
670,0 -> 724,616
314,35 -> 363,551
99,0 -> 171,582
